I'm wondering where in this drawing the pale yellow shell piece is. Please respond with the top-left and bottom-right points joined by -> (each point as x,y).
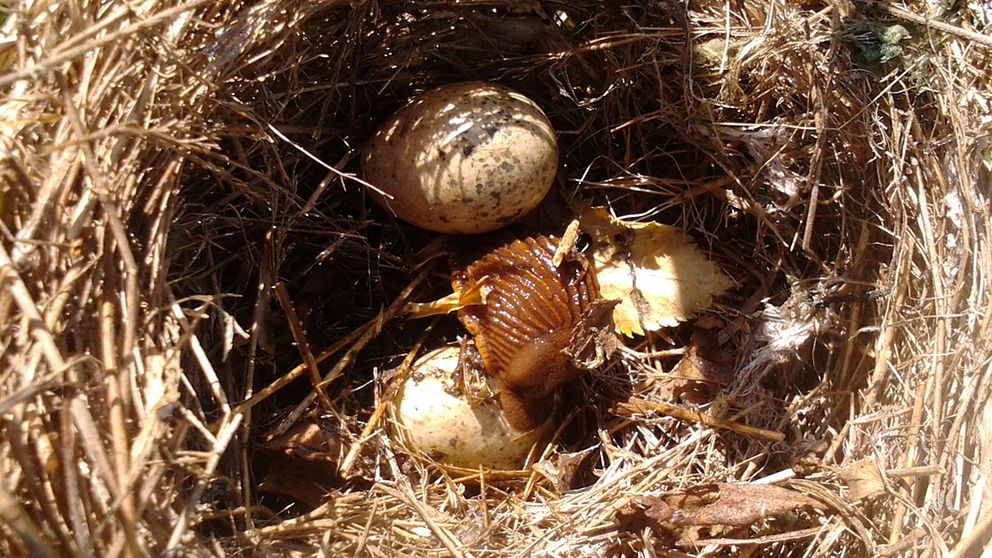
579,207 -> 734,337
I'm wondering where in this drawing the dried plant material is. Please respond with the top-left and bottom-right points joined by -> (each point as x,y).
666,484 -> 824,525
617,484 -> 824,543
616,397 -> 785,442
566,298 -> 621,370
552,219 -> 582,266
838,459 -> 886,501
616,495 -> 676,533
659,325 -> 734,404
258,456 -> 338,508
531,446 -> 600,493
261,418 -> 344,465
730,278 -> 821,402
579,207 -> 733,336
2,0 -> 988,556
257,418 -> 345,506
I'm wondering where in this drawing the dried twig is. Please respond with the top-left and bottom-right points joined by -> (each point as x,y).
615,397 -> 785,442
274,281 -> 335,411
273,265 -> 433,438
863,0 -> 992,49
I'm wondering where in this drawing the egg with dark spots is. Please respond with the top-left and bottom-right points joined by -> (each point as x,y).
362,82 -> 558,234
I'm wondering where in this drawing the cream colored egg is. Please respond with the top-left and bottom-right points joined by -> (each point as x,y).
363,82 -> 558,234
392,345 -> 549,470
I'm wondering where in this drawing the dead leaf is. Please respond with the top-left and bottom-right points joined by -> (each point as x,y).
531,446 -> 600,493
552,219 -> 582,266
666,483 -> 823,527
617,495 -> 677,532
261,417 -> 344,464
258,455 -> 338,508
616,483 -> 824,543
579,207 -> 733,337
660,324 -> 735,404
258,418 -> 345,507
566,299 -> 621,370
838,458 -> 886,501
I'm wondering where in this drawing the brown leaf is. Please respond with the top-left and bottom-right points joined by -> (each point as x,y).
616,483 -> 824,542
261,418 -> 343,464
838,458 -> 886,501
666,484 -> 822,527
660,325 -> 735,404
258,418 -> 345,507
258,456 -> 338,508
566,298 -> 621,370
617,495 -> 676,532
531,446 -> 600,493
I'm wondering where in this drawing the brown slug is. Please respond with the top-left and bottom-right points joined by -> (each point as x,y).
452,235 -> 599,430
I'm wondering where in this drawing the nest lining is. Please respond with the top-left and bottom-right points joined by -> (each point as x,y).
1,1 -> 991,556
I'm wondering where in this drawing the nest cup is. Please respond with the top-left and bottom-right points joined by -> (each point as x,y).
1,1 -> 990,556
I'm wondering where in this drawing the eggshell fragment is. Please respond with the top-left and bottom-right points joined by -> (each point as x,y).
392,345 -> 549,470
363,82 -> 558,234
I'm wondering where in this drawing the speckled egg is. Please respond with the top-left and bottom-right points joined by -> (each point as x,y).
363,82 -> 558,234
392,345 -> 551,470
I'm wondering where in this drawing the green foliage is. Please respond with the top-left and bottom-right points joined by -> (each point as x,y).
844,20 -> 911,65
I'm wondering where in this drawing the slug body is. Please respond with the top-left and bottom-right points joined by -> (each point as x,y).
497,328 -> 582,431
501,328 -> 580,397
453,235 -> 598,430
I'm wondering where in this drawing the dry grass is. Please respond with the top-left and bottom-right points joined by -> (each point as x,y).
1,0 -> 991,556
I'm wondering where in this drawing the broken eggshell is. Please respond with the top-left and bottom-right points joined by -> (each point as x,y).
391,345 -> 551,470
362,82 -> 558,234
579,207 -> 734,336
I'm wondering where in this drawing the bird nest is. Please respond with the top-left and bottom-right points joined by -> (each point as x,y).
2,1 -> 991,556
